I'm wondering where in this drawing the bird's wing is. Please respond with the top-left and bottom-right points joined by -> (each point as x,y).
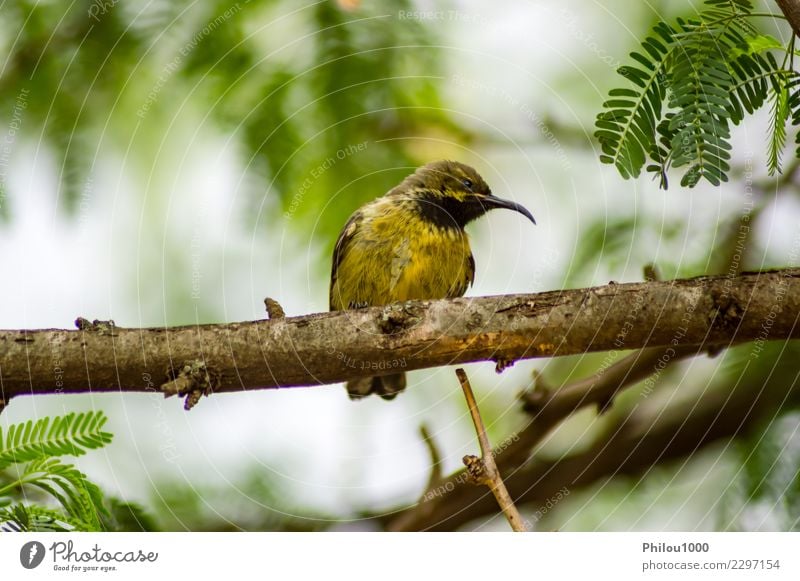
329,210 -> 363,310
447,251 -> 475,299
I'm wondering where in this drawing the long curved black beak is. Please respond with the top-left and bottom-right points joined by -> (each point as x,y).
482,195 -> 536,225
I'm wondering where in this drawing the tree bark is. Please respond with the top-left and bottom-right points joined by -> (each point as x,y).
0,269 -> 798,406
776,0 -> 800,37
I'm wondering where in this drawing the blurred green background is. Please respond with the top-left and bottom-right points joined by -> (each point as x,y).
0,0 -> 798,531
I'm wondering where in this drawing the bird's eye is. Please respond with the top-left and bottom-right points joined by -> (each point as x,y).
462,178 -> 473,191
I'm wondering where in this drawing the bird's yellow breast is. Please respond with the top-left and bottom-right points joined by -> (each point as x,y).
330,200 -> 474,309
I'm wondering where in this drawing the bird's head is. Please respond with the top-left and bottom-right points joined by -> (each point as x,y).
395,160 -> 536,229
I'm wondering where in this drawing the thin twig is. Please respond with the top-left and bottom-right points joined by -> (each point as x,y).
419,423 -> 443,491
521,344 -> 701,419
455,368 -> 527,532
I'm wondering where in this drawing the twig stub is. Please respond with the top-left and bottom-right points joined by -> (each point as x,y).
264,298 -> 286,319
75,317 -> 118,335
463,454 -> 487,485
419,424 -> 443,491
161,360 -> 220,410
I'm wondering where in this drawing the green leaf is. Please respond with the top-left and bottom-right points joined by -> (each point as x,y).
101,498 -> 160,532
595,0 -> 798,187
787,77 -> 800,160
17,457 -> 106,531
0,503 -> 91,532
768,81 -> 790,175
594,22 -> 674,181
0,411 -> 113,470
0,411 -> 114,532
730,34 -> 784,58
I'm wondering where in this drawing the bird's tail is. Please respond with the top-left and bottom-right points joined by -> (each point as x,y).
346,373 -> 406,401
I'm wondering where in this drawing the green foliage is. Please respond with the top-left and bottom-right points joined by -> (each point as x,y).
0,1 -> 150,211
101,498 -> 160,532
0,411 -> 113,469
563,214 -> 710,286
595,21 -> 674,182
715,341 -> 800,530
150,469 -> 330,531
0,410 -> 151,532
0,0 -> 460,243
723,409 -> 800,531
596,0 -> 799,187
0,503 -> 92,532
563,216 -> 639,286
2,458 -> 107,530
768,78 -> 791,175
738,413 -> 800,527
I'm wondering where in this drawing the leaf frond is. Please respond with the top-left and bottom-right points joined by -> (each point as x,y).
0,411 -> 113,470
596,0 -> 797,188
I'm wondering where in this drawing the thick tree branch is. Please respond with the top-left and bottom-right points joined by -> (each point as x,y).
776,0 -> 800,37
0,269 -> 798,406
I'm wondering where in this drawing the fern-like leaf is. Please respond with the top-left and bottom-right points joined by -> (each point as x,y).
0,411 -> 114,532
768,79 -> 790,175
0,503 -> 92,532
17,457 -> 107,530
703,0 -> 756,30
667,21 -> 733,186
0,411 -> 113,470
727,52 -> 783,123
595,22 -> 675,180
787,76 -> 800,161
596,0 -> 796,188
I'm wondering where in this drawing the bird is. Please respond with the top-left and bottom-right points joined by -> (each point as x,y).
329,159 -> 536,400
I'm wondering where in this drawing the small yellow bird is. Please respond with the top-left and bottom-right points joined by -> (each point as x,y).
330,160 -> 536,400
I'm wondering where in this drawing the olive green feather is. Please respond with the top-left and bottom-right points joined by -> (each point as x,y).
329,160 -> 535,400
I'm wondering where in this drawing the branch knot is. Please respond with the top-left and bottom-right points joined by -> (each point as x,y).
264,297 -> 286,319
708,287 -> 744,332
463,454 -> 488,485
75,317 -> 118,336
161,360 -> 221,410
378,303 -> 422,334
